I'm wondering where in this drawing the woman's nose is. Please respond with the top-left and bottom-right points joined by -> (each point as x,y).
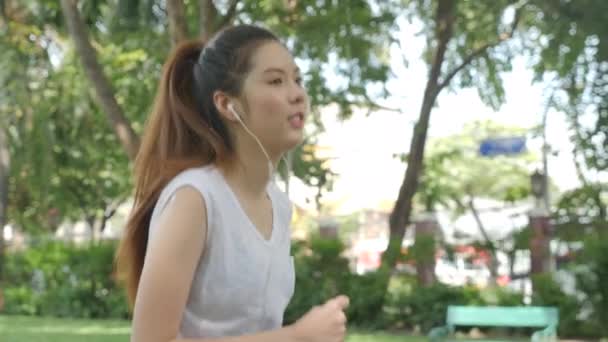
289,81 -> 307,104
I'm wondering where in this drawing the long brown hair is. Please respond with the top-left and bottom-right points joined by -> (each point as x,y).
115,25 -> 279,309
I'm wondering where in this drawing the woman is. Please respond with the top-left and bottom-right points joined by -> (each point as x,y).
116,24 -> 349,342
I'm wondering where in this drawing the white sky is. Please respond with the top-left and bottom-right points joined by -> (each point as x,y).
287,16 -> 580,215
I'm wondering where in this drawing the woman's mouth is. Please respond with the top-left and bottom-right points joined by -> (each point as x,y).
288,112 -> 305,129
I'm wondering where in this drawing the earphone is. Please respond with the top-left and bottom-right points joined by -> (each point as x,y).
228,103 -> 277,181
227,103 -> 242,121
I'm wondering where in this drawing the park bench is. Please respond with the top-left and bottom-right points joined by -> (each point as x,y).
428,305 -> 559,342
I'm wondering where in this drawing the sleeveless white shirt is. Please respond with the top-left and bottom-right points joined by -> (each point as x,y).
147,165 -> 295,338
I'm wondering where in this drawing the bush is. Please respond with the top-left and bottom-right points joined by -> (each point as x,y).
3,286 -> 38,315
284,238 -> 351,324
4,240 -> 129,319
341,271 -> 388,329
482,286 -> 524,306
385,280 -> 485,332
284,236 -> 525,333
575,234 -> 608,337
284,233 -> 607,340
531,273 -> 587,338
284,237 -> 388,328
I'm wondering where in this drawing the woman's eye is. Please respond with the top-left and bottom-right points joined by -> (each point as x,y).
295,77 -> 303,86
270,78 -> 283,85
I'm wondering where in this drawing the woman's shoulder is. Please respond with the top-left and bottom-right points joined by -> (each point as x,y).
155,164 -> 219,211
172,164 -> 216,182
150,165 -> 218,231
163,164 -> 217,192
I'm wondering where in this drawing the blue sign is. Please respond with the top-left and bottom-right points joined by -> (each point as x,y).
479,137 -> 527,157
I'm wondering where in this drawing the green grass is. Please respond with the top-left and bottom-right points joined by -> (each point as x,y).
0,315 -> 131,342
0,315 -> 424,342
348,331 -> 425,342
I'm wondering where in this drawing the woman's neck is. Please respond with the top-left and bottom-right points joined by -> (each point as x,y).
222,141 -> 281,199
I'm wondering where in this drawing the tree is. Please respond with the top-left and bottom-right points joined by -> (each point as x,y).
407,121 -> 535,282
381,0 -> 524,290
60,0 -> 141,159
0,9 -> 57,284
519,3 -> 607,331
524,0 -> 608,223
0,32 -> 135,236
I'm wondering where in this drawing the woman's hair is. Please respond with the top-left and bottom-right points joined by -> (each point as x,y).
115,25 -> 280,309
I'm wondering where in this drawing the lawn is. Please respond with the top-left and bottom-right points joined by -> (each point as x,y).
0,315 -> 425,342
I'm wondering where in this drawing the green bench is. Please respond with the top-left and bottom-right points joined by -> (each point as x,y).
428,306 -> 559,342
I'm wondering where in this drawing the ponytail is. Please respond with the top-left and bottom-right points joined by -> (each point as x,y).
115,40 -> 232,309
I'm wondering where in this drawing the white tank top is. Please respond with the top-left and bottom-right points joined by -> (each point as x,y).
147,165 -> 295,338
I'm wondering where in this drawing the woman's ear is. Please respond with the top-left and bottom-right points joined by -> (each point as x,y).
213,91 -> 239,122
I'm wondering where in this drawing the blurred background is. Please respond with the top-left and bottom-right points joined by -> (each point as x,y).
1,0 -> 607,341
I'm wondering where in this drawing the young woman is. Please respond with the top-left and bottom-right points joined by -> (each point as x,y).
116,25 -> 349,342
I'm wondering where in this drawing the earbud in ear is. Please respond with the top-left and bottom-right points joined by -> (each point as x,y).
228,103 -> 242,122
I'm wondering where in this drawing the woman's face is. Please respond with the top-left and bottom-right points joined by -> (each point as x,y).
236,41 -> 309,156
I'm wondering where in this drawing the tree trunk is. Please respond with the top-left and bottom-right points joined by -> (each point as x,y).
86,214 -> 98,243
529,212 -> 552,275
414,215 -> 439,286
199,0 -> 239,41
0,126 -> 10,302
381,0 -> 456,273
468,197 -> 499,282
571,119 -> 589,187
199,0 -> 219,41
508,249 -> 516,279
60,0 -> 140,160
100,200 -> 121,233
167,0 -> 189,48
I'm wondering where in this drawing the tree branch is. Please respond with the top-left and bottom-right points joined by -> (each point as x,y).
510,271 -> 531,280
199,0 -> 218,40
468,196 -> 493,247
167,0 -> 189,48
436,4 -> 523,92
100,199 -> 123,233
365,94 -> 401,112
468,195 -> 499,279
0,0 -> 6,28
567,98 -> 590,186
333,97 -> 402,117
216,0 -> 239,29
60,0 -> 140,160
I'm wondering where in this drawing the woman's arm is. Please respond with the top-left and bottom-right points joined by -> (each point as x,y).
130,186 -> 348,342
177,295 -> 350,342
130,186 -> 209,342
